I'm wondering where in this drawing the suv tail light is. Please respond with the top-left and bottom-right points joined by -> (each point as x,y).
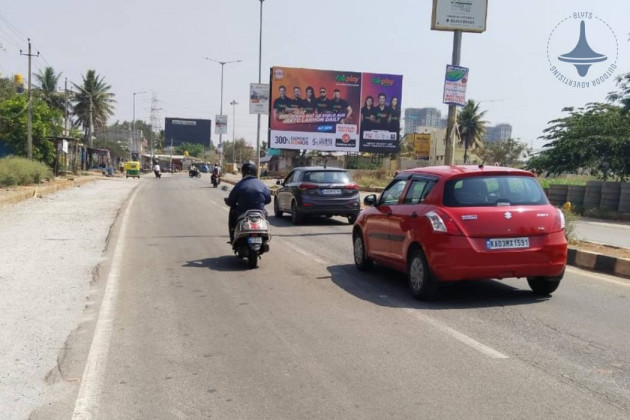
298,182 -> 318,191
345,183 -> 359,190
425,210 -> 462,235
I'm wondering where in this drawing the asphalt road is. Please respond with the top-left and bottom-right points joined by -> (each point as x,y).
573,218 -> 630,248
68,174 -> 629,419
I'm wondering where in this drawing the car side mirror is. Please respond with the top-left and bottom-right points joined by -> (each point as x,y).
364,194 -> 377,206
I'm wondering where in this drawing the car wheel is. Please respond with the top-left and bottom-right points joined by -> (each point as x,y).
274,198 -> 283,217
347,214 -> 357,225
290,201 -> 303,225
353,231 -> 373,271
527,274 -> 563,296
407,248 -> 438,300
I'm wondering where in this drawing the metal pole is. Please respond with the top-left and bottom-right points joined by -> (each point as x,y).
63,78 -> 69,137
132,92 -> 136,158
231,100 -> 238,166
444,30 -> 462,166
26,39 -> 33,159
219,63 -> 224,147
256,0 -> 264,176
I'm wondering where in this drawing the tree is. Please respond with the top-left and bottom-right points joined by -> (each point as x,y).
175,142 -> 205,157
479,138 -> 531,167
457,99 -> 487,164
222,138 -> 254,163
607,71 -> 630,115
0,77 -> 17,101
533,103 -> 630,180
72,70 -> 116,139
0,95 -> 62,165
34,67 -> 65,112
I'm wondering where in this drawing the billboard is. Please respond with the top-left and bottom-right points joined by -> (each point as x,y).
215,115 -> 228,134
164,117 -> 212,147
268,66 -> 403,154
413,133 -> 431,160
443,65 -> 469,106
250,83 -> 269,114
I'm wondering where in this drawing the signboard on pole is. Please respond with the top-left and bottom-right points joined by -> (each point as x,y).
413,133 -> 431,160
268,66 -> 403,154
215,115 -> 227,135
443,65 -> 469,106
250,83 -> 269,114
431,0 -> 488,33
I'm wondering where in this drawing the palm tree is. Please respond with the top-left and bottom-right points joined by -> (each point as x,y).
35,67 -> 65,111
72,70 -> 116,145
457,99 -> 487,164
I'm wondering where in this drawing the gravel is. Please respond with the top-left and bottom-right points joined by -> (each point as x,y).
0,177 -> 138,419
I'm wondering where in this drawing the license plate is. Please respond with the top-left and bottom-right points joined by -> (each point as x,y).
248,236 -> 263,244
321,189 -> 342,195
486,237 -> 529,250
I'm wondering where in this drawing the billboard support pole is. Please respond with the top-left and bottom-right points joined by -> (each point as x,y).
444,30 -> 461,166
256,0 -> 264,177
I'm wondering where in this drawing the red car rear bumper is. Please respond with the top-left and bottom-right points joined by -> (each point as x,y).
424,231 -> 567,282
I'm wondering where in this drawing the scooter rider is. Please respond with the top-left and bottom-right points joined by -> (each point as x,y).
225,161 -> 271,242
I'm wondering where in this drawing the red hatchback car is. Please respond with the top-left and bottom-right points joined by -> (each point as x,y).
353,165 -> 567,300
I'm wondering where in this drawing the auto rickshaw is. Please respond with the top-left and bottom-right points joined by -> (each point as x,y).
124,161 -> 141,179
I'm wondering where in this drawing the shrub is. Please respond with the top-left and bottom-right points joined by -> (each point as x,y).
562,206 -> 579,244
0,156 -> 53,187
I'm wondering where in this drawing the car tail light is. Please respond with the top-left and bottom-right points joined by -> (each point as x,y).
298,182 -> 318,191
345,183 -> 359,190
553,208 -> 566,231
425,210 -> 462,235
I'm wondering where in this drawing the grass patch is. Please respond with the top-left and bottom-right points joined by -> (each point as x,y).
0,156 -> 53,187
352,169 -> 390,189
562,206 -> 580,244
536,175 -> 596,189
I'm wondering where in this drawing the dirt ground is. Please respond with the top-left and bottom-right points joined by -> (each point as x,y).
571,241 -> 630,260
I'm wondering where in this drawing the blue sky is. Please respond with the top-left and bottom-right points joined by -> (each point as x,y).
1,0 -> 628,149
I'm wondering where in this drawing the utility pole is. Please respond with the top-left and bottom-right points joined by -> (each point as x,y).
230,100 -> 238,167
256,0 -> 265,177
63,78 -> 69,137
20,38 -> 39,160
443,30 -> 462,166
88,97 -> 94,148
149,94 -> 162,162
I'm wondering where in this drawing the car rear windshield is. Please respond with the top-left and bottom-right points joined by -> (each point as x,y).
302,171 -> 351,184
443,175 -> 548,207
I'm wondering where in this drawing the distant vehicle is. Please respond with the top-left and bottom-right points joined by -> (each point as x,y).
199,164 -> 210,173
274,167 -> 360,224
353,165 -> 567,300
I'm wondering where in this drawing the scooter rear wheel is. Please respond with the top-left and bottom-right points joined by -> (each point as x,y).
247,251 -> 258,269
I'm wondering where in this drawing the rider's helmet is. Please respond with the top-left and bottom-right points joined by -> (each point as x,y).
241,161 -> 258,177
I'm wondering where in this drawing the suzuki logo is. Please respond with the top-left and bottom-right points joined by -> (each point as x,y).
504,212 -> 512,220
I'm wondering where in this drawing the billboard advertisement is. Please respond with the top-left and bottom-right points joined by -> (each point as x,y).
164,117 -> 212,147
443,65 -> 469,106
413,133 -> 431,160
268,66 -> 403,154
250,83 -> 269,114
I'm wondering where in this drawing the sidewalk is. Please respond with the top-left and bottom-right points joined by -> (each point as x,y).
220,172 -> 630,279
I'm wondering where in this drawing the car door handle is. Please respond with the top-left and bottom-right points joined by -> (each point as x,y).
410,212 -> 418,218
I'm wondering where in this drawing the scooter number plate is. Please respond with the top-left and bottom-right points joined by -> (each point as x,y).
248,237 -> 263,244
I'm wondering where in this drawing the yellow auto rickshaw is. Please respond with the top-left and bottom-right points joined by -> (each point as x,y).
125,161 -> 141,179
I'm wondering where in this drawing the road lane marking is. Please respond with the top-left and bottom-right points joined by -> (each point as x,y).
287,242 -> 509,359
566,266 -> 630,288
72,185 -> 140,419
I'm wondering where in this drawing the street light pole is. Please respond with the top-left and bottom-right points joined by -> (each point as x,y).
256,0 -> 265,177
131,91 -> 147,160
230,100 -> 238,167
202,57 -> 241,165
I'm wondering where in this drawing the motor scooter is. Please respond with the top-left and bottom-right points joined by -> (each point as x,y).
189,168 -> 201,178
211,172 -> 221,187
224,197 -> 271,269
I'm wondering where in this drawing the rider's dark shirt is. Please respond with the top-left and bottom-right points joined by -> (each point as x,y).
226,176 -> 272,215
